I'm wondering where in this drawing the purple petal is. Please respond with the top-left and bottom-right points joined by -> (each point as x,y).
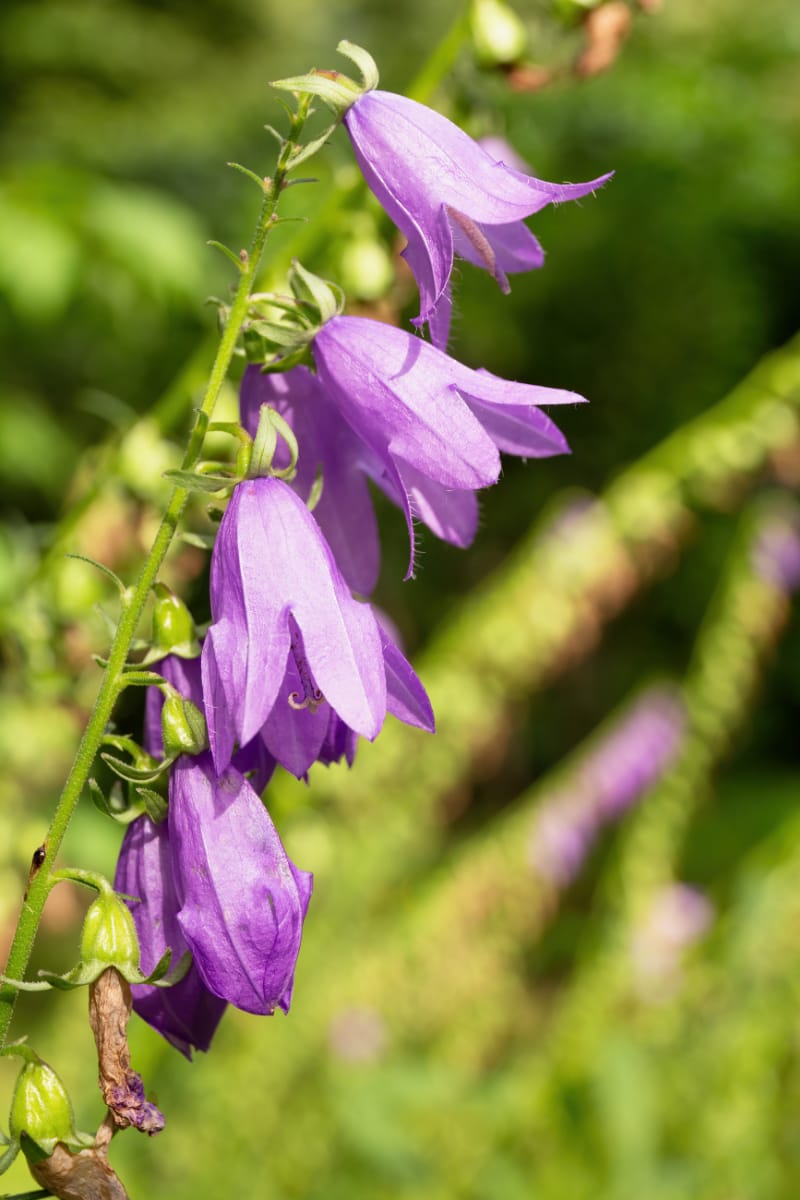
202,478 -> 387,771
257,629 -> 331,778
380,628 -> 435,733
347,91 -> 612,224
170,754 -> 312,1016
395,458 -> 480,548
313,316 -> 500,490
464,395 -> 570,458
114,816 -> 227,1058
240,365 -> 381,595
451,218 -> 545,276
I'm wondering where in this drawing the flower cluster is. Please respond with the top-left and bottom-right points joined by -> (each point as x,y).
115,43 -> 609,1057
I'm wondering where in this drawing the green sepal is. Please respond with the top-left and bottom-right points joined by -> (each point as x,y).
0,1136 -> 19,1175
100,751 -> 174,786
162,469 -> 237,495
135,787 -> 169,824
270,70 -> 362,115
336,40 -> 380,91
289,260 -> 344,324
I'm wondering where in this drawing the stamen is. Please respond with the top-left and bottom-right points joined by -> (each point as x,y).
446,205 -> 510,293
288,624 -> 325,713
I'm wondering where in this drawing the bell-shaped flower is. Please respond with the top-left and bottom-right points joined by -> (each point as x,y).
309,314 -> 578,574
168,754 -> 312,1016
252,619 -> 433,778
115,815 -> 227,1059
201,476 -> 433,772
342,89 -> 611,346
240,363 -> 381,596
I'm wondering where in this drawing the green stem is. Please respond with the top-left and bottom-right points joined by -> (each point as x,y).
0,98 -> 313,1046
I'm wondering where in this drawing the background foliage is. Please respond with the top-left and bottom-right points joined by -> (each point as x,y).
2,0 -> 800,1196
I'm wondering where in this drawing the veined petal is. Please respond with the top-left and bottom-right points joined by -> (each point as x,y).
241,366 -> 380,595
313,316 -> 500,490
170,755 -> 311,1016
114,816 -> 226,1058
464,396 -> 570,458
346,91 -> 612,225
202,478 -> 387,767
395,458 -> 480,548
380,628 -> 435,733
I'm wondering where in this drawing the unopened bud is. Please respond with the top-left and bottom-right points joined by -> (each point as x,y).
151,584 -> 201,659
471,0 -> 528,66
80,890 -> 140,975
160,689 -> 208,758
10,1059 -> 77,1152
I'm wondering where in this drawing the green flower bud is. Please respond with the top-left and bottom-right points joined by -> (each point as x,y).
9,1060 -> 76,1150
471,0 -> 528,66
80,889 -> 140,974
160,689 -> 208,758
152,584 -> 201,659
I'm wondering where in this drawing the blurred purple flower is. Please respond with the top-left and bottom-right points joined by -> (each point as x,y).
752,504 -> 800,592
343,90 -> 611,346
201,477 -> 433,774
631,883 -> 713,988
115,815 -> 227,1060
529,687 -> 685,885
169,753 -> 312,1015
310,315 -> 578,574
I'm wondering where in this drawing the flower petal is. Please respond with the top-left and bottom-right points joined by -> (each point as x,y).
464,396 -> 570,458
241,365 -> 381,595
395,458 -> 480,548
170,755 -> 311,1016
380,628 -> 435,733
114,816 -> 227,1058
313,316 -> 500,490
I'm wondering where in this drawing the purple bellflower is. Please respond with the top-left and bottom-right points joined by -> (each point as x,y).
201,476 -> 434,775
529,686 -> 685,885
169,753 -> 312,1016
309,314 -> 579,573
342,90 -> 612,346
114,815 -> 227,1059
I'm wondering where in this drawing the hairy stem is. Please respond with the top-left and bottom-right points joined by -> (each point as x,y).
0,99 -> 313,1045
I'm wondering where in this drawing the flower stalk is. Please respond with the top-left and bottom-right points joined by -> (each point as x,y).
0,95 -> 317,1048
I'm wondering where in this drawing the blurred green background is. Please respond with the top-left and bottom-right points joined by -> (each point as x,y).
2,0 -> 800,1196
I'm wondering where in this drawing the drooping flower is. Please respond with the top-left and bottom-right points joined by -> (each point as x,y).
240,363 -> 381,595
342,89 -> 612,346
115,815 -> 227,1059
168,754 -> 312,1016
308,314 -> 579,573
201,476 -> 434,773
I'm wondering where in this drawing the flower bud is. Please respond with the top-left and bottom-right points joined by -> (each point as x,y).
471,0 -> 528,66
80,890 -> 141,975
151,584 -> 201,660
160,689 -> 208,758
9,1059 -> 77,1151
